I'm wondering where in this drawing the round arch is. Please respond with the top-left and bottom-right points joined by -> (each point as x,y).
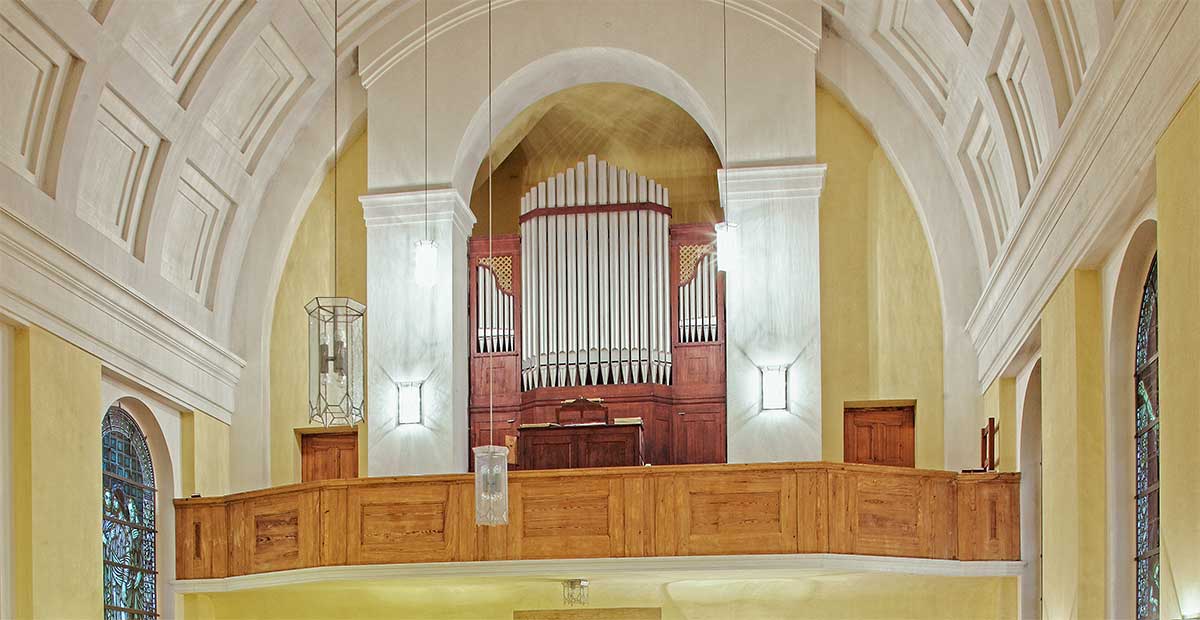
451,46 -> 726,205
102,395 -> 177,620
1105,213 -> 1158,620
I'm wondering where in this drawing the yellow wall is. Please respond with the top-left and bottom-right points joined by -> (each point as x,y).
1155,83 -> 1200,619
184,573 -> 1016,620
181,410 -> 231,497
818,89 -> 945,468
11,325 -> 103,619
982,377 -> 1016,473
1040,270 -> 1106,620
270,130 -> 369,486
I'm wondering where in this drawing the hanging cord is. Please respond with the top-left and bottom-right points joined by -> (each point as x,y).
332,0 -> 338,296
424,0 -> 430,240
487,0 -> 495,447
722,0 -> 729,213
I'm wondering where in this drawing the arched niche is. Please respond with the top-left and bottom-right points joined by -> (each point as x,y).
1104,212 -> 1158,620
101,393 -> 178,620
1017,356 -> 1043,620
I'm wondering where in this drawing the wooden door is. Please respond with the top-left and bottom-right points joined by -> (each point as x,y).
843,405 -> 915,467
301,432 -> 358,482
672,407 -> 726,464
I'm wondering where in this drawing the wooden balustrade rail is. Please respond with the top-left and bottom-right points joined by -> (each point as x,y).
174,462 -> 1019,580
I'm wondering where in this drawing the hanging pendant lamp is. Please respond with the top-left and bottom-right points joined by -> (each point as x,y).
474,0 -> 509,526
716,0 -> 738,273
308,0 -> 365,427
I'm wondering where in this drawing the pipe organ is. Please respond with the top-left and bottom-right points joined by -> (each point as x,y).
469,156 -> 727,468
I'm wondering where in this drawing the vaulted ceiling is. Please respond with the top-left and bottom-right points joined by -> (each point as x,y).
0,0 -> 1140,415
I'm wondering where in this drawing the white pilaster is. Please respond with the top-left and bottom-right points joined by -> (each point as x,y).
361,188 -> 476,475
719,164 -> 826,463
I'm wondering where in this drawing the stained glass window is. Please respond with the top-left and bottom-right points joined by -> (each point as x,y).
1134,256 -> 1159,620
102,406 -> 157,619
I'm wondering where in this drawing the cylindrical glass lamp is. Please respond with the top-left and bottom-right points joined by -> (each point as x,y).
473,445 -> 509,526
306,296 -> 366,426
715,221 -> 740,272
413,238 -> 439,288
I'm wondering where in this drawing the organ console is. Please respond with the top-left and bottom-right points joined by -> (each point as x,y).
469,155 -> 727,468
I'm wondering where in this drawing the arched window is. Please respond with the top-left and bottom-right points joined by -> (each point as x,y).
1134,256 -> 1159,620
102,406 -> 157,618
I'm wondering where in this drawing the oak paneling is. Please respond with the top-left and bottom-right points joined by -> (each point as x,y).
175,463 -> 1021,580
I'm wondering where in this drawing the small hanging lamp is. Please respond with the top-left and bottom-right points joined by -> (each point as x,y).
413,0 -> 439,288
308,0 -> 365,427
474,0 -> 509,526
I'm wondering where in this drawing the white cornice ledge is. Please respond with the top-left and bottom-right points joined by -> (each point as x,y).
963,0 -> 1199,390
360,188 -> 477,236
0,208 -> 242,421
718,164 -> 828,208
173,553 -> 1024,593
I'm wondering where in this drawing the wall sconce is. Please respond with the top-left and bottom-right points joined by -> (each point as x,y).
760,365 -> 789,411
396,380 -> 423,426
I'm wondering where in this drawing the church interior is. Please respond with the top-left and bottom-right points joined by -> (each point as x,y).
0,0 -> 1198,618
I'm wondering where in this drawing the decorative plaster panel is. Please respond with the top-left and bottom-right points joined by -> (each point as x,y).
204,25 -> 311,175
162,164 -> 234,305
957,103 -> 1012,261
989,10 -> 1049,200
0,1 -> 75,190
77,88 -> 165,255
872,0 -> 961,122
124,0 -> 246,103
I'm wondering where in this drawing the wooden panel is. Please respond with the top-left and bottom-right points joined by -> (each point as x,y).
347,483 -> 463,564
518,425 -> 644,470
174,464 -> 1021,579
676,471 -> 797,555
957,477 -> 1020,560
515,609 -> 661,620
672,407 -> 725,464
515,477 -> 623,559
829,469 -> 956,559
175,504 -> 228,579
229,491 -> 320,575
843,405 -> 916,467
301,432 -> 358,482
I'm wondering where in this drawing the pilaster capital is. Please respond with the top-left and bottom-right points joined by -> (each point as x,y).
360,188 -> 477,237
718,163 -> 827,210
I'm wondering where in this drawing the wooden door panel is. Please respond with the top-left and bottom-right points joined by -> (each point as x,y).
843,406 -> 915,467
672,408 -> 725,464
301,432 -> 358,482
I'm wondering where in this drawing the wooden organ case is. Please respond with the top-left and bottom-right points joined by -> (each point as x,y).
469,155 -> 726,468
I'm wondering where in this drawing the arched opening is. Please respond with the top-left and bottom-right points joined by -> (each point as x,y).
464,82 -> 726,468
102,395 -> 177,620
1019,358 -> 1042,620
1133,255 -> 1159,619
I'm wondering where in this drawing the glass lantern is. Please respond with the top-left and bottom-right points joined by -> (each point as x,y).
413,238 -> 439,288
306,296 -> 366,426
473,445 -> 509,525
715,221 -> 740,272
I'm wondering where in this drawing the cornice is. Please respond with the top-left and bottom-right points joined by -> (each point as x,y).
718,163 -> 828,207
360,187 -> 477,237
0,207 -> 243,421
964,0 -> 1200,390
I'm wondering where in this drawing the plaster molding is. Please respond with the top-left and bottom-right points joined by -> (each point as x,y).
0,206 -> 242,422
172,553 -> 1025,593
360,187 -> 477,237
717,163 -> 828,207
965,0 -> 1200,390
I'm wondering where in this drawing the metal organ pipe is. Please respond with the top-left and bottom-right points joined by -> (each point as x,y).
519,156 -> 672,389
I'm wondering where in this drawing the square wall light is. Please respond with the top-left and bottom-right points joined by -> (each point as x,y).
760,365 -> 789,411
397,381 -> 423,425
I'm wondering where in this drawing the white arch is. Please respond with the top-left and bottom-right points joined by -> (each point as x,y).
450,46 -> 726,204
1103,209 -> 1157,620
101,392 -> 178,620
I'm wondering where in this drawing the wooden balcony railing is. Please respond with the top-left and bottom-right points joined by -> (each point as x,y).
174,462 -> 1019,580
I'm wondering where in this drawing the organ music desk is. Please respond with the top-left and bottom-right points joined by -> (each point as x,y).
518,422 -> 645,470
